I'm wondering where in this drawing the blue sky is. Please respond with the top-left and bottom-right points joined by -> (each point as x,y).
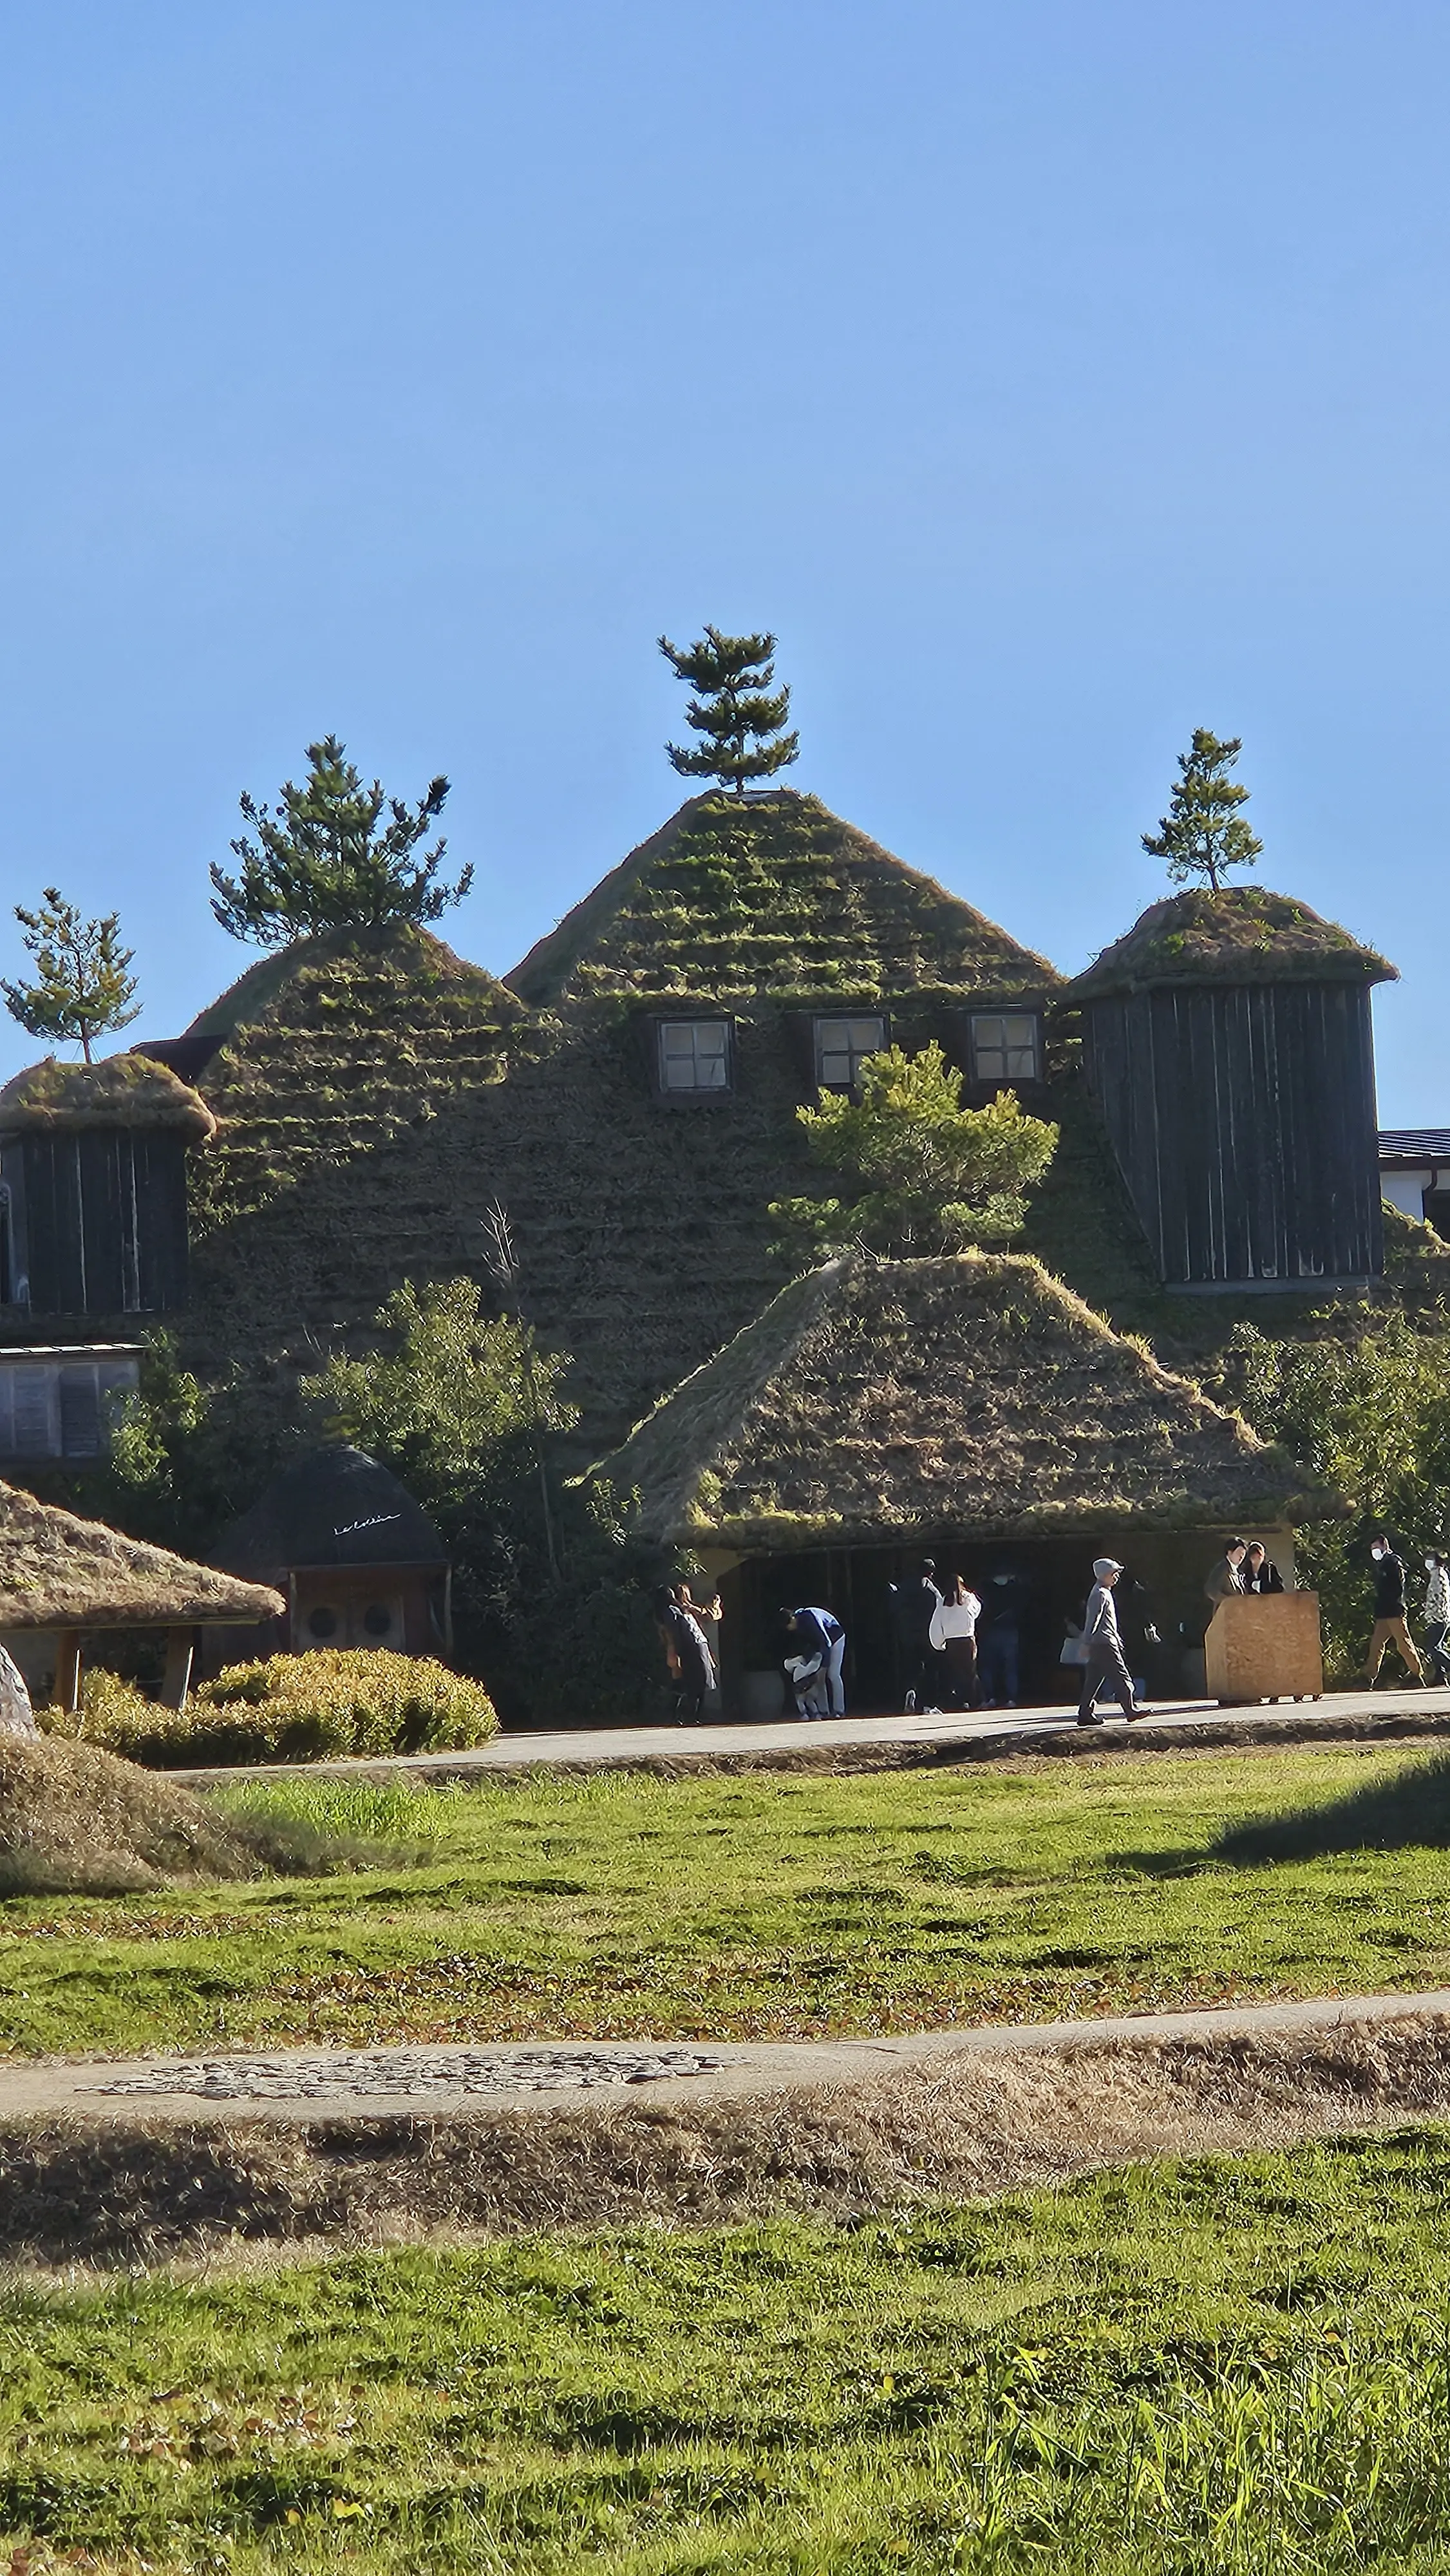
0,1 -> 1445,1115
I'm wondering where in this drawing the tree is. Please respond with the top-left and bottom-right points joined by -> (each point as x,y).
1141,728 -> 1263,893
657,627 -> 800,798
209,735 -> 472,949
769,1039 -> 1059,1265
0,890 -> 140,1063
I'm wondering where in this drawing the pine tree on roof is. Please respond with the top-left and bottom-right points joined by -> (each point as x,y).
657,627 -> 800,799
1141,728 -> 1263,893
209,736 -> 473,949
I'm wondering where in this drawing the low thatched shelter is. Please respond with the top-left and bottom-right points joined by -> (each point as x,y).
0,1480 -> 282,1713
205,1445 -> 450,1672
593,1253 -> 1343,1707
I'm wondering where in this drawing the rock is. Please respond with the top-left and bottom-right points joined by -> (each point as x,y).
0,1645 -> 39,1739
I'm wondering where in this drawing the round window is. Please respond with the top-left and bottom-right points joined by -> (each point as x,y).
306,1605 -> 339,1640
362,1603 -> 394,1638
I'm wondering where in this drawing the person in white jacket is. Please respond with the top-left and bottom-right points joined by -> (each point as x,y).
930,1575 -> 982,1710
1424,1549 -> 1450,1685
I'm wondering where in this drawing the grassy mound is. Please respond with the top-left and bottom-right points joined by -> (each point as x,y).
0,1734 -> 272,1895
75,1650 -> 498,1769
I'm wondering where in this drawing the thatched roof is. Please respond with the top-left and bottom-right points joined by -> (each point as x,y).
592,1253 -> 1343,1548
1069,889 -> 1396,1000
212,1445 -> 447,1581
0,1054 -> 217,1142
0,1484 -> 282,1629
507,793 -> 1061,1007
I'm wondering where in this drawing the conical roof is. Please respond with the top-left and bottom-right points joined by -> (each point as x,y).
211,1445 -> 447,1582
592,1252 -> 1342,1548
0,1482 -> 281,1629
1068,888 -> 1396,1001
507,793 -> 1059,1007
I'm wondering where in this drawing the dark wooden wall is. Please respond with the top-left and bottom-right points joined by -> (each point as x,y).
1082,981 -> 1383,1286
18,1129 -> 191,1314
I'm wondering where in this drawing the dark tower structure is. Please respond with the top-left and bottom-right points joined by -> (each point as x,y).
1068,890 -> 1396,1292
0,1054 -> 216,1317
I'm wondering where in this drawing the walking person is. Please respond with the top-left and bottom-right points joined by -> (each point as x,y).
1361,1533 -> 1427,1689
654,1585 -> 717,1719
977,1569 -> 1028,1709
782,1604 -> 847,1716
1423,1548 -> 1450,1686
930,1575 -> 982,1710
890,1560 -> 943,1712
1077,1557 -> 1139,1727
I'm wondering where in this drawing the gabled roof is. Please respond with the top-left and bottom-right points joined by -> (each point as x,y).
592,1252 -> 1342,1548
0,1054 -> 216,1142
1068,888 -> 1396,1001
507,793 -> 1060,1008
0,1484 -> 282,1629
212,1444 -> 447,1580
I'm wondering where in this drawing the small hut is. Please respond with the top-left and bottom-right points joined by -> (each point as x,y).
205,1445 -> 451,1671
592,1251 -> 1342,1708
0,1054 -> 216,1316
0,1479 -> 282,1712
1067,890 -> 1396,1292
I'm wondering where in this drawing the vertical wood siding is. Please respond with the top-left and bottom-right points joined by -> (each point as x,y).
1082,982 -> 1383,1285
20,1131 -> 191,1314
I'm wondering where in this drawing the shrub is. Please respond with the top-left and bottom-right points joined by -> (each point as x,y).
77,1649 -> 498,1770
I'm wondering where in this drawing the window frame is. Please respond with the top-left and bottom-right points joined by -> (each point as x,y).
967,1008 -> 1043,1088
652,1014 -> 737,1103
812,1012 -> 889,1094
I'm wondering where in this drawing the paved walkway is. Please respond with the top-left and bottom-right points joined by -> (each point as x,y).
170,1681 -> 1450,1788
6,1988 -> 1449,2127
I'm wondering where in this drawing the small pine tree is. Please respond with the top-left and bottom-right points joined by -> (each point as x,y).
209,735 -> 472,949
0,890 -> 140,1063
769,1040 -> 1059,1264
657,627 -> 800,799
1142,728 -> 1264,893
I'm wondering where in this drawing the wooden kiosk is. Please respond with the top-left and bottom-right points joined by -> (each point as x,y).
1205,1591 -> 1323,1705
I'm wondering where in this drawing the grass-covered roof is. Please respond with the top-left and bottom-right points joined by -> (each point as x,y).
507,793 -> 1060,1007
0,1482 -> 283,1629
0,1054 -> 217,1142
593,1251 -> 1342,1548
1069,889 -> 1397,999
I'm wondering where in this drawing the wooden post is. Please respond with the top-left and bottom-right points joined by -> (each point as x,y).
54,1629 -> 82,1718
160,1627 -> 194,1712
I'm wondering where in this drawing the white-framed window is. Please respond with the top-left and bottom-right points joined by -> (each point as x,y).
814,1014 -> 887,1090
970,1011 -> 1041,1085
656,1018 -> 733,1094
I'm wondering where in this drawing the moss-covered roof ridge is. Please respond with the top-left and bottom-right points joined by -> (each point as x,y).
592,1250 -> 1343,1546
507,793 -> 1061,1007
0,1480 -> 282,1628
0,1054 -> 217,1141
1069,887 -> 1397,999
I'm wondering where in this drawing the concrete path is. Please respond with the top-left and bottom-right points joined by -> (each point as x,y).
5,1988 -> 1449,2127
169,1681 -> 1450,1789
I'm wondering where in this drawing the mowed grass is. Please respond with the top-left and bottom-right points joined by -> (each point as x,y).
9,2132 -> 1450,2569
3,1745 -> 1450,2057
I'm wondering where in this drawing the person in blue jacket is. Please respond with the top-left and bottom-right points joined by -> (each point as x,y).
782,1604 -> 847,1716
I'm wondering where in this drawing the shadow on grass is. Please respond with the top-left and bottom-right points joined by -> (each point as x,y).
1213,1749 -> 1450,1864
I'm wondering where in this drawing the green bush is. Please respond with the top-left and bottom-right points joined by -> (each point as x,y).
75,1649 -> 499,1769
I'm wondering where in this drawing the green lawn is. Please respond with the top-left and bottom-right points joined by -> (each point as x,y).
3,1743 -> 1450,2058
6,2132 -> 1450,2569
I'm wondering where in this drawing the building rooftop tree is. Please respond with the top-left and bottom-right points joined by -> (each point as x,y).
657,627 -> 800,799
0,889 -> 140,1063
209,735 -> 473,949
1141,727 -> 1263,893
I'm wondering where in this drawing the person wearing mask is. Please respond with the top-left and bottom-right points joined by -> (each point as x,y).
930,1575 -> 982,1710
1204,1539 -> 1248,1605
1423,1548 -> 1450,1686
1077,1557 -> 1138,1727
1362,1533 -> 1427,1687
1242,1542 -> 1284,1595
653,1585 -> 717,1719
890,1560 -> 943,1712
782,1604 -> 847,1716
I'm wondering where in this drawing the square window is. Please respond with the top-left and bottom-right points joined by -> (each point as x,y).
657,1019 -> 733,1094
970,1012 -> 1040,1085
814,1014 -> 887,1090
